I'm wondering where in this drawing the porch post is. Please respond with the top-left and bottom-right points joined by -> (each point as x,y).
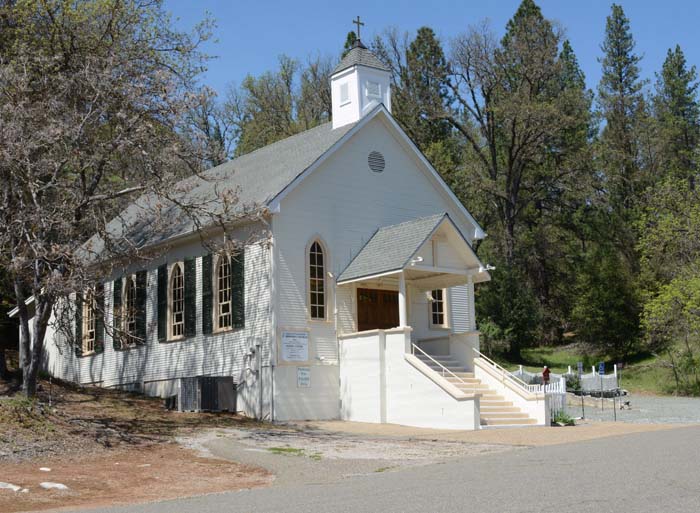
398,271 -> 407,327
467,275 -> 476,331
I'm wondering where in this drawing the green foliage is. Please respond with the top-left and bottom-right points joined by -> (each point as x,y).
230,54 -> 333,157
392,27 -> 452,150
342,31 -> 358,57
552,411 -> 575,426
571,245 -> 640,358
476,266 -> 541,358
653,45 -> 699,181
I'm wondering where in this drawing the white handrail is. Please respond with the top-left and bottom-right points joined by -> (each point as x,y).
411,343 -> 471,387
472,348 -> 534,393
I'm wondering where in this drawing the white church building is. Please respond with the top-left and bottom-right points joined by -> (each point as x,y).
21,38 -> 548,430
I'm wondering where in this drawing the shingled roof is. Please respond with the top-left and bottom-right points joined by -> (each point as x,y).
332,43 -> 391,75
337,213 -> 448,283
85,120 -> 356,258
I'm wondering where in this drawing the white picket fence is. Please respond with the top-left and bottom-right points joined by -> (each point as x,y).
512,367 -> 567,417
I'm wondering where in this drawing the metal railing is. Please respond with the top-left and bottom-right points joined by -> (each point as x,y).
411,343 -> 472,388
472,348 -> 534,394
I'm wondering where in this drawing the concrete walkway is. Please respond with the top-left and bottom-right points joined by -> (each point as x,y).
75,424 -> 700,513
295,419 -> 683,446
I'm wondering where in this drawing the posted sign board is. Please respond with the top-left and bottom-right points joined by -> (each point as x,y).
577,361 -> 583,377
281,331 -> 309,362
297,367 -> 311,388
598,362 -> 605,375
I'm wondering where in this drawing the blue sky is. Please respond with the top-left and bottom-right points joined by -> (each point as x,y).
166,1 -> 699,96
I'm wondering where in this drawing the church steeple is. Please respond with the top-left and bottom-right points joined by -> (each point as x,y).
331,17 -> 391,129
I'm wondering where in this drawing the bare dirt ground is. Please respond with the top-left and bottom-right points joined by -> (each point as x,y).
0,443 -> 272,513
0,366 -> 273,512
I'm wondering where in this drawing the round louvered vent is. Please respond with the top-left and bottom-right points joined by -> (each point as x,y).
368,151 -> 386,173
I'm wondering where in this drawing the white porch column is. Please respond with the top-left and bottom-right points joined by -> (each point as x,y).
467,275 -> 476,331
398,271 -> 407,327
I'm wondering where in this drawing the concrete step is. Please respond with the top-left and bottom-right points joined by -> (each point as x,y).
446,377 -> 481,383
480,400 -> 513,407
481,418 -> 538,426
481,412 -> 530,420
480,406 -> 520,413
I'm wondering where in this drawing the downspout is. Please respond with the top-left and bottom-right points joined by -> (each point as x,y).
256,341 -> 263,420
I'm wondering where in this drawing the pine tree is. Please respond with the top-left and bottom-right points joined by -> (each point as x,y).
597,3 -> 645,215
342,31 -> 358,57
653,45 -> 700,183
392,27 -> 451,150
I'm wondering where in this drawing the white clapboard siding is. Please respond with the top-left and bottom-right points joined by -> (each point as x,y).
449,284 -> 471,333
274,115 -> 478,337
39,234 -> 271,394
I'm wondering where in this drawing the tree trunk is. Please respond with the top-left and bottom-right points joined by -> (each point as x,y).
0,347 -> 7,380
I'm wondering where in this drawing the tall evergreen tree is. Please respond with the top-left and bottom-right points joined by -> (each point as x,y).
392,27 -> 451,150
653,45 -> 700,183
597,3 -> 645,217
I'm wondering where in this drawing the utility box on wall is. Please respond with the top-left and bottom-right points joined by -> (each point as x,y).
177,376 -> 237,413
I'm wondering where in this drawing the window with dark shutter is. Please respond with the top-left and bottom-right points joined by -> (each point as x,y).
232,251 -> 245,329
157,264 -> 167,341
112,276 -> 122,350
75,294 -> 83,357
95,284 -> 105,353
202,254 -> 213,335
184,258 -> 197,337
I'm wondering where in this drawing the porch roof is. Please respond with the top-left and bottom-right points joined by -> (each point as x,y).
337,213 -> 489,285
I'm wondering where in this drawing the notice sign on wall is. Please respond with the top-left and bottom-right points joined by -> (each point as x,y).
297,366 -> 311,388
281,331 -> 309,362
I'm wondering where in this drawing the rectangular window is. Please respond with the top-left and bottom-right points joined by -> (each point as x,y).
366,81 -> 381,98
430,289 -> 448,328
340,83 -> 349,104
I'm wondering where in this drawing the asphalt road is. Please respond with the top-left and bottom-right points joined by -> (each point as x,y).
76,425 -> 700,513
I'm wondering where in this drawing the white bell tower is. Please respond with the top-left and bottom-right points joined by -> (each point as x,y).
331,21 -> 391,130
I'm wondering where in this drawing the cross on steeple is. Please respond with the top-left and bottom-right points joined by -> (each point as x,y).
352,15 -> 364,40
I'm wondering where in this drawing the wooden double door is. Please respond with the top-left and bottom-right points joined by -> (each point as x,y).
357,288 -> 399,332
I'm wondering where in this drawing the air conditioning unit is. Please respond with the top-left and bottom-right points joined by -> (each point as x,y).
177,376 -> 237,413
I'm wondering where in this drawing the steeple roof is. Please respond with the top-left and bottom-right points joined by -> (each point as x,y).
332,41 -> 390,75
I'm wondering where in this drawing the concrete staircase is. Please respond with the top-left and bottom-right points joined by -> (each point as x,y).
415,353 -> 537,427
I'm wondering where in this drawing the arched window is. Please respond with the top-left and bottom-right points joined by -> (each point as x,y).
124,276 -> 137,346
170,263 -> 185,338
309,241 -> 325,320
82,288 -> 96,354
216,254 -> 232,330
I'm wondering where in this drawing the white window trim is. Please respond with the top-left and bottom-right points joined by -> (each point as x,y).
339,82 -> 351,106
429,288 -> 450,330
119,274 -> 139,349
306,237 -> 330,323
365,81 -> 381,99
213,253 -> 234,333
167,262 -> 186,341
82,288 -> 97,355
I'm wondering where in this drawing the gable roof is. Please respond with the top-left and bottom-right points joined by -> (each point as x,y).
90,104 -> 485,259
88,120 -> 356,256
332,44 -> 390,75
337,213 -> 447,284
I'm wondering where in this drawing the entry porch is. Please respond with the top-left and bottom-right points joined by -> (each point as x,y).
335,214 -> 548,430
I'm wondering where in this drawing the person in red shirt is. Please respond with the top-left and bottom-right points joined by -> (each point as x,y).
542,366 -> 551,388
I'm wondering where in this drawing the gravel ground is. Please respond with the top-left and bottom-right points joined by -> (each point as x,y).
567,393 -> 700,424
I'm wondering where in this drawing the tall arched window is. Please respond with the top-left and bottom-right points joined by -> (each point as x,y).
170,263 -> 185,338
216,254 -> 232,330
124,276 -> 137,346
309,241 -> 325,320
82,288 -> 96,354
